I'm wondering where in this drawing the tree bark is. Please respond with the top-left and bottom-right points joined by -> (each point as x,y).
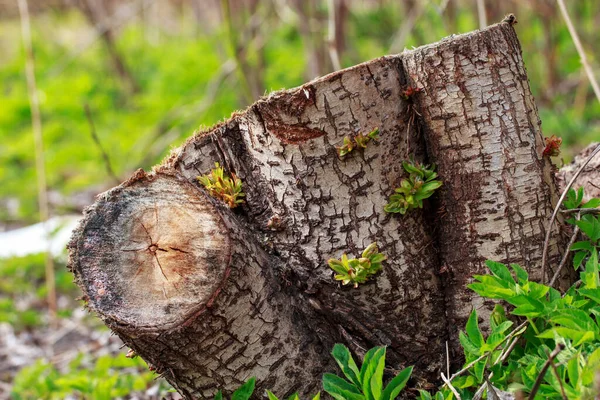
68,20 -> 571,398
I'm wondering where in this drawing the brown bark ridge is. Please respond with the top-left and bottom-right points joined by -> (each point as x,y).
68,20 -> 568,398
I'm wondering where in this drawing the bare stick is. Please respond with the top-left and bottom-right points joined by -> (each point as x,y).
549,213 -> 581,288
326,0 -> 341,71
84,104 -> 120,184
18,0 -> 57,321
556,0 -> 600,103
476,0 -> 487,29
221,0 -> 254,104
561,208 -> 600,215
541,143 -> 600,283
389,1 -> 428,53
547,349 -> 568,400
441,372 -> 461,400
528,343 -> 565,400
445,340 -> 450,379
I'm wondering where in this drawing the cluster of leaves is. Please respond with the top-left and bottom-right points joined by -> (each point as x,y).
542,135 -> 563,157
336,128 -> 380,158
417,188 -> 600,399
328,242 -> 386,288
11,353 -> 170,400
198,162 -> 245,208
214,343 -> 412,400
384,161 -> 442,215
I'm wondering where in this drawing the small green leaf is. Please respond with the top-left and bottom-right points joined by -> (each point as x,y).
510,263 -> 529,284
214,391 -> 223,400
368,351 -> 386,399
380,366 -> 413,400
232,377 -> 256,400
360,347 -> 386,400
418,389 -> 432,400
266,391 -> 279,400
485,260 -> 514,283
570,241 -> 594,252
322,373 -> 365,400
465,309 -> 484,348
331,344 -> 361,387
582,198 -> 600,208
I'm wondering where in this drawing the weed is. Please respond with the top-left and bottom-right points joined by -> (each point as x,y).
337,128 -> 380,158
198,162 -> 245,208
384,161 -> 442,214
328,242 -> 386,288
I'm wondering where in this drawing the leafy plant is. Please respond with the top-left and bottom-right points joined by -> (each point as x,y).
416,188 -> 600,399
328,242 -> 386,288
384,161 -> 442,214
337,128 -> 380,158
323,343 -> 413,400
198,162 -> 245,208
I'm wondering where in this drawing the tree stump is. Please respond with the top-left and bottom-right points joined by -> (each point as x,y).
68,20 -> 571,398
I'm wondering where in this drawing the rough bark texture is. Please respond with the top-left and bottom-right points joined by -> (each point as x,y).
401,22 -> 566,351
68,21 -> 571,398
557,142 -> 600,201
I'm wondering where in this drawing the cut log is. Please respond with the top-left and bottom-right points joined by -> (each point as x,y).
68,19 -> 572,398
402,21 -> 568,353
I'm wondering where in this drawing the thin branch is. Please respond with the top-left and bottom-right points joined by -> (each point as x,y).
84,104 -> 120,184
476,0 -> 487,29
221,0 -> 254,104
541,143 -> 600,283
48,0 -> 153,78
441,372 -> 461,400
528,343 -> 565,400
547,349 -> 568,400
556,0 -> 600,103
549,212 -> 581,288
445,340 -> 450,379
389,0 -> 429,53
560,208 -> 600,215
18,0 -> 57,322
326,0 -> 341,71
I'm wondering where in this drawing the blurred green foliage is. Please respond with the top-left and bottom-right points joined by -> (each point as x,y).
0,253 -> 76,329
11,352 -> 170,400
1,2 -> 599,224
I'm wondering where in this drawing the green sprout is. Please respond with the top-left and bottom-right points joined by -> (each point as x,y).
336,128 -> 380,158
327,242 -> 386,288
197,162 -> 245,208
384,160 -> 442,214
